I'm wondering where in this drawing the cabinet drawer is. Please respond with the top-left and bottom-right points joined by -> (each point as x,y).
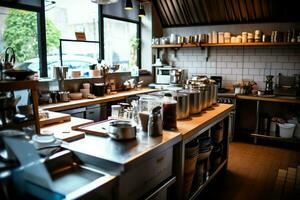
118,147 -> 173,200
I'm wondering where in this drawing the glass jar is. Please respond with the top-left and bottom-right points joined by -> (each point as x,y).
162,93 -> 177,130
138,95 -> 162,132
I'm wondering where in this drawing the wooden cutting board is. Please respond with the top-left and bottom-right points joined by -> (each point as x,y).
39,111 -> 71,127
76,119 -> 116,137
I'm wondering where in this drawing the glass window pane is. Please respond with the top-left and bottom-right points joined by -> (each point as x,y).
45,0 -> 98,78
0,7 -> 40,73
60,40 -> 99,77
104,17 -> 138,71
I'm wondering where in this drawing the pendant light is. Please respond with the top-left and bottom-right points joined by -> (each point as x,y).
138,3 -> 145,17
124,0 -> 133,10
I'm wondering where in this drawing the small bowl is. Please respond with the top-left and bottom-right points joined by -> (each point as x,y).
108,120 -> 136,140
69,92 -> 82,100
71,71 -> 81,78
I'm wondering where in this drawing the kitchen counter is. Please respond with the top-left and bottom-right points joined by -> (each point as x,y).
40,88 -> 159,111
62,130 -> 181,174
177,103 -> 234,141
36,103 -> 234,199
236,94 -> 300,104
218,92 -> 300,104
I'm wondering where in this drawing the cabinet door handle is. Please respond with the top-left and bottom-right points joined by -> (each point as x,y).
156,156 -> 164,163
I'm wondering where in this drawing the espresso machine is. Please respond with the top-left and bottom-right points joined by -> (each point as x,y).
264,75 -> 274,95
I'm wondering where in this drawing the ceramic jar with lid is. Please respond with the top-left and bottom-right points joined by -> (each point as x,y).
224,32 -> 231,43
212,31 -> 218,43
218,32 -> 224,43
242,32 -> 248,43
236,35 -> 242,43
254,30 -> 261,42
247,33 -> 254,43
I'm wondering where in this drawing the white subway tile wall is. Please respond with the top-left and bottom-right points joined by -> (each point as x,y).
166,46 -> 300,89
161,22 -> 300,89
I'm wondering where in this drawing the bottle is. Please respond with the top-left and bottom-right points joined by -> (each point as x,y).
162,93 -> 177,130
148,106 -> 163,137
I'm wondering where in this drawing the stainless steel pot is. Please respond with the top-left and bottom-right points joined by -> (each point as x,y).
199,85 -> 209,110
211,84 -> 218,105
108,120 -> 136,140
179,90 -> 201,114
172,92 -> 189,120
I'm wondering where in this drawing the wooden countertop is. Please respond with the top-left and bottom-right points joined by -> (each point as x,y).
40,88 -> 159,111
41,117 -> 93,142
236,95 -> 300,104
177,104 -> 234,141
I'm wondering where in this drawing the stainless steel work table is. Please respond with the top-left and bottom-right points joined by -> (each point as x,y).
62,130 -> 182,174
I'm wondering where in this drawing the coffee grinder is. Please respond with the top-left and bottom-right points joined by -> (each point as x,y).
265,75 -> 274,95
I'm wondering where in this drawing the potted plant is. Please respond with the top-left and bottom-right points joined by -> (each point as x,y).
129,36 -> 140,68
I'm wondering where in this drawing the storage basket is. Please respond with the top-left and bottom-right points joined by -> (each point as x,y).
278,123 -> 295,138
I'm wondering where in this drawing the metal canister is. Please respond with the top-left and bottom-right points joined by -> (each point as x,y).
199,84 -> 209,110
173,92 -> 190,120
179,89 -> 201,114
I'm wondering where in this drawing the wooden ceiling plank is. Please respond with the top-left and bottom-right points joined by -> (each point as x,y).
160,0 -> 176,25
166,0 -> 180,25
190,0 -> 201,23
157,0 -> 171,26
193,0 -> 206,23
169,0 -> 184,25
201,0 -> 211,23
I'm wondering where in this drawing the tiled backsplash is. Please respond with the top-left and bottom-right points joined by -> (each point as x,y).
161,22 -> 300,89
166,46 -> 300,89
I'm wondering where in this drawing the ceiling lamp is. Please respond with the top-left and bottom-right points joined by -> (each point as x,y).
138,3 -> 145,17
124,0 -> 133,10
91,0 -> 118,5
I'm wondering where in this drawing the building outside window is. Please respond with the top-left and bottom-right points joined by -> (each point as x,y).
103,17 -> 139,72
0,6 -> 40,72
45,0 -> 99,78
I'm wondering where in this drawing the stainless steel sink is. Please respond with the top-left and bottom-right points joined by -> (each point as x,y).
26,150 -> 116,200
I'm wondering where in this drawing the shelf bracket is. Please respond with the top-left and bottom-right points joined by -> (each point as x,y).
204,47 -> 209,62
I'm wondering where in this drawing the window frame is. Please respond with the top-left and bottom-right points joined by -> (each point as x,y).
0,1 -> 142,77
101,14 -> 141,68
0,1 -> 47,77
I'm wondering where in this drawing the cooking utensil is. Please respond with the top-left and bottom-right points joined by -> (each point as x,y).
108,120 -> 136,140
4,69 -> 35,80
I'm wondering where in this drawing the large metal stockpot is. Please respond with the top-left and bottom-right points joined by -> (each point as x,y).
179,89 -> 202,114
172,92 -> 189,120
199,84 -> 210,109
211,81 -> 218,105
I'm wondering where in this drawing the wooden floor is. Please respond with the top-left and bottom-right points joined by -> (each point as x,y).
198,141 -> 300,200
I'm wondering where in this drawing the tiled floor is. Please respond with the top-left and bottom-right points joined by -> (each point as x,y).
197,142 -> 300,200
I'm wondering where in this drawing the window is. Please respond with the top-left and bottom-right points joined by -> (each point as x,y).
0,7 -> 40,72
103,17 -> 139,71
45,0 -> 99,78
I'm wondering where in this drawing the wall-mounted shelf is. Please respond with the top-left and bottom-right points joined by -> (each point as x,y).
151,42 -> 300,49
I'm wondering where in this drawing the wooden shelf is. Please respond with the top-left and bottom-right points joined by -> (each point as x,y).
189,158 -> 228,200
0,119 -> 36,130
151,42 -> 300,49
202,42 -> 300,47
251,133 -> 300,144
151,44 -> 181,48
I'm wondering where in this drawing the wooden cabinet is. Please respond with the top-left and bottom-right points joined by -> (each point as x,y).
0,80 -> 40,133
